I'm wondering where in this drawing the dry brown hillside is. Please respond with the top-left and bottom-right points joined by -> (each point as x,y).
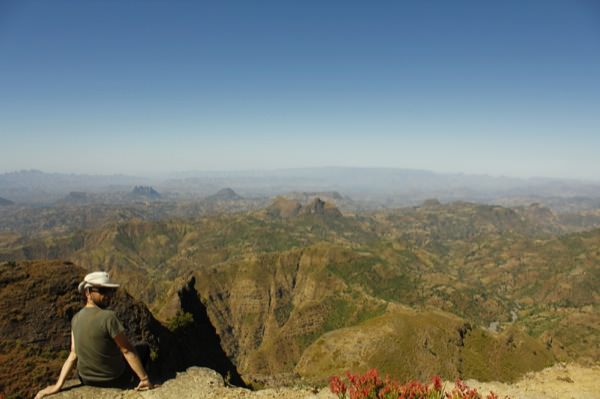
1,201 -> 599,393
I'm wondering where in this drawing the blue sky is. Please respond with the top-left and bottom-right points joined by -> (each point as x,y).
1,1 -> 599,179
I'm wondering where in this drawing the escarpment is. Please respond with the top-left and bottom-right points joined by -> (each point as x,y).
2,200 -> 600,397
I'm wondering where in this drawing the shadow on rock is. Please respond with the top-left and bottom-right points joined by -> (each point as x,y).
111,276 -> 245,387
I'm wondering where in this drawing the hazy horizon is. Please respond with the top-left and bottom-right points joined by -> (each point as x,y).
3,165 -> 600,185
1,1 -> 599,180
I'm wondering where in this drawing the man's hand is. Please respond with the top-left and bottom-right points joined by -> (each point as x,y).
34,384 -> 60,399
135,377 -> 155,391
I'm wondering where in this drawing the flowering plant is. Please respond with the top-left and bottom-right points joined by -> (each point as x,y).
329,369 -> 504,399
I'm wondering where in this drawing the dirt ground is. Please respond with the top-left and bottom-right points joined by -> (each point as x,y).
464,363 -> 600,399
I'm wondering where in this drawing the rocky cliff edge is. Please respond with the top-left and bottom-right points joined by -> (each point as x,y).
47,363 -> 600,399
50,367 -> 333,399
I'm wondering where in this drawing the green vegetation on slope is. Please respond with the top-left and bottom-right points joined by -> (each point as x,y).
2,200 -> 599,384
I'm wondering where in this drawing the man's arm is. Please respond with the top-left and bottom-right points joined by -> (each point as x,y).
113,333 -> 153,390
34,333 -> 77,399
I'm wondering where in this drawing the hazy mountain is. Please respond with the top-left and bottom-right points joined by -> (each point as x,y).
0,196 -> 14,206
131,185 -> 161,199
61,191 -> 92,204
163,167 -> 600,204
0,170 -> 155,204
3,168 -> 600,209
205,188 -> 243,202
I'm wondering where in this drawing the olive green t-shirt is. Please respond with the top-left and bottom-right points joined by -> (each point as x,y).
72,307 -> 126,382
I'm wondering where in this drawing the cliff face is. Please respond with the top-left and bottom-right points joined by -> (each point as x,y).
0,261 -> 241,399
108,280 -> 242,384
165,240 -> 563,385
188,245 -> 384,382
158,275 -> 245,386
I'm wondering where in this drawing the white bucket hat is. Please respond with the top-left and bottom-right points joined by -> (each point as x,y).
78,271 -> 120,293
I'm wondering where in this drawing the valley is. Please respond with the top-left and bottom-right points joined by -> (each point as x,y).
1,189 -> 599,397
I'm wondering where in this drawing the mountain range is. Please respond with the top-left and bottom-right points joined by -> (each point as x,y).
1,195 -> 599,398
3,169 -> 600,210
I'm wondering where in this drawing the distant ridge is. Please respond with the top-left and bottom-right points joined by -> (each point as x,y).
297,191 -> 343,200
131,185 -> 161,199
2,168 -> 600,208
0,170 -> 152,204
61,191 -> 90,204
420,198 -> 442,208
284,191 -> 344,202
0,196 -> 14,206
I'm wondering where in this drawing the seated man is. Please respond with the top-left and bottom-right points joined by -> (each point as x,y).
35,271 -> 154,398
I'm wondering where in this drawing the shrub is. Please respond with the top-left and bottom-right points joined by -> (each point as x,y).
167,311 -> 194,332
329,368 -> 505,399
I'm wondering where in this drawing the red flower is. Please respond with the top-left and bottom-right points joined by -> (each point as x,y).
432,375 -> 443,391
328,369 -> 509,399
330,375 -> 348,398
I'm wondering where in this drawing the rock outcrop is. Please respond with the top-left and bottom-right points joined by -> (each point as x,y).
298,198 -> 342,217
265,197 -> 303,218
49,367 -> 333,399
265,197 -> 341,219
157,276 -> 245,386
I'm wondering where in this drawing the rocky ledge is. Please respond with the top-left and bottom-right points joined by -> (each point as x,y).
43,362 -> 600,399
50,367 -> 334,399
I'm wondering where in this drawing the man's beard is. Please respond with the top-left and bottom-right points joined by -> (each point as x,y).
92,296 -> 111,309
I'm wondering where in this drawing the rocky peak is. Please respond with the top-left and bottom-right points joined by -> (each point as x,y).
266,197 -> 303,218
266,197 -> 342,219
299,198 -> 342,217
206,188 -> 243,201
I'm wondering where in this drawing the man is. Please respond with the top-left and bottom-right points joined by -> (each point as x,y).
35,272 -> 154,398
